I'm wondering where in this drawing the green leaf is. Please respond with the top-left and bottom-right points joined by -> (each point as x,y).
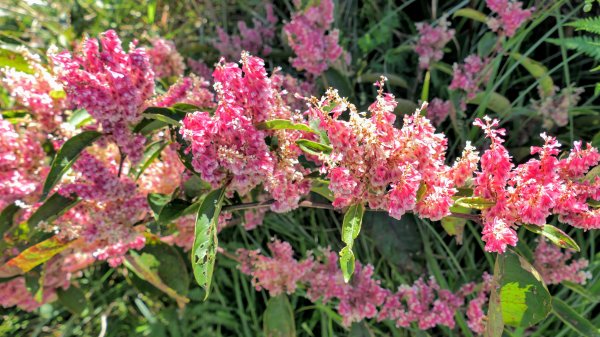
357,73 -> 408,89
171,103 -> 201,113
421,70 -> 430,103
132,141 -> 168,179
0,47 -> 33,73
147,193 -> 171,219
296,139 -> 332,156
362,212 -> 421,268
41,131 -> 102,199
0,236 -> 72,277
142,107 -> 187,126
467,92 -> 512,116
454,197 -> 495,210
255,119 -> 316,133
497,250 -> 552,327
440,206 -> 469,244
341,204 -> 365,246
57,286 -> 88,315
453,8 -> 488,23
547,37 -> 600,61
566,17 -> 600,35
552,298 -> 600,337
339,246 -> 355,283
139,239 -> 190,297
323,67 -> 353,100
263,295 -> 296,337
124,251 -> 189,308
0,203 -> 21,237
486,254 -> 505,337
67,109 -> 92,128
523,224 -> 580,252
157,199 -> 193,227
510,53 -> 554,97
192,188 -> 227,300
310,179 -> 334,202
28,193 -> 79,229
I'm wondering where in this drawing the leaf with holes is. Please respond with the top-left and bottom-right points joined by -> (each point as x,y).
192,188 -> 226,300
263,294 -> 296,337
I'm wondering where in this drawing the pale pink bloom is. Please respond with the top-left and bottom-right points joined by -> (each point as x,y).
426,98 -> 453,126
415,19 -> 455,69
51,30 -> 155,163
534,239 -> 591,285
450,55 -> 489,100
532,86 -> 584,129
486,0 -> 533,37
284,0 -> 346,75
1,47 -> 66,131
151,75 -> 215,108
147,37 -> 185,78
213,3 -> 277,59
187,58 -> 213,81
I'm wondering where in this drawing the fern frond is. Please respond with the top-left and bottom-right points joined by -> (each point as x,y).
547,36 -> 600,61
567,17 -> 600,35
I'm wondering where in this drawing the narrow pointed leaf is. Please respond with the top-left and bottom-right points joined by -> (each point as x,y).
453,8 -> 488,23
552,298 -> 600,337
467,92 -> 512,116
256,119 -> 316,133
523,224 -> 580,251
296,139 -> 333,156
42,131 -> 102,199
0,236 -> 72,277
142,107 -> 187,125
510,53 -> 554,97
454,197 -> 495,210
339,246 -> 355,283
342,204 -> 365,246
192,188 -> 226,300
28,193 -> 79,229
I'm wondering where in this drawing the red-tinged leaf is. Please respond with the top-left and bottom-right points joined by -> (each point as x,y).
0,236 -> 73,277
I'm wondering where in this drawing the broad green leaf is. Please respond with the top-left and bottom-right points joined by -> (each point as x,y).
256,119 -> 316,133
454,197 -> 495,210
440,205 -> 469,244
133,118 -> 169,134
342,204 -> 365,246
263,295 -> 296,337
497,250 -> 552,327
394,98 -> 418,115
157,199 -> 193,226
67,109 -> 92,128
138,240 -> 190,297
0,47 -> 33,73
362,212 -> 421,267
339,246 -> 355,283
142,107 -> 187,126
133,141 -> 168,179
349,322 -> 375,337
124,252 -> 189,308
296,139 -> 332,156
42,131 -> 102,199
478,32 -> 497,57
510,53 -> 554,97
147,193 -> 171,219
453,8 -> 488,23
552,298 -> 600,337
192,188 -> 226,300
523,224 -> 580,251
0,236 -> 72,277
57,286 -> 88,315
585,165 -> 600,182
467,92 -> 512,116
28,193 -> 79,229
310,178 -> 334,202
0,203 -> 21,237
172,103 -> 201,113
486,254 -> 505,337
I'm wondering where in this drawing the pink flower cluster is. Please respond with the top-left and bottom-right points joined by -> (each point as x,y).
52,30 -> 155,163
414,18 -> 455,69
181,53 -> 311,212
213,3 -> 277,59
147,38 -> 185,79
450,55 -> 489,100
187,58 -> 213,81
474,117 -> 600,252
486,0 -> 534,37
426,98 -> 453,126
1,47 -> 66,131
151,75 -> 215,109
533,239 -> 591,285
238,239 -> 488,330
283,0 -> 345,76
0,118 -> 47,211
532,85 -> 584,129
309,83 -> 478,221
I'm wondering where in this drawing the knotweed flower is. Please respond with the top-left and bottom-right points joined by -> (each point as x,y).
147,37 -> 185,79
415,18 -> 455,69
486,0 -> 533,37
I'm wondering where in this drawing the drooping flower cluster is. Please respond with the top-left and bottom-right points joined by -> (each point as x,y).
271,71 -> 314,112
283,0 -> 345,76
450,55 -> 489,100
213,3 -> 278,59
309,82 -> 478,221
51,30 -> 155,163
1,47 -> 67,131
147,38 -> 186,79
465,273 -> 493,334
486,0 -> 534,37
532,85 -> 584,129
414,18 -> 455,69
0,117 -> 48,211
474,116 -> 600,252
238,239 -> 488,330
187,58 -> 213,81
533,239 -> 591,285
181,53 -> 312,212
